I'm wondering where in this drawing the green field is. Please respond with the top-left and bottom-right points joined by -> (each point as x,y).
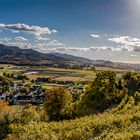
1,65 -> 96,81
0,65 -> 124,83
0,65 -> 125,91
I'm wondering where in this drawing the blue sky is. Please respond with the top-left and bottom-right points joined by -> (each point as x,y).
0,0 -> 140,63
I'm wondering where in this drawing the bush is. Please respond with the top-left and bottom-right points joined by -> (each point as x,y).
78,71 -> 125,115
0,76 -> 14,92
123,71 -> 140,92
0,101 -> 12,139
17,74 -> 29,80
5,103 -> 140,140
44,87 -> 73,121
134,92 -> 140,103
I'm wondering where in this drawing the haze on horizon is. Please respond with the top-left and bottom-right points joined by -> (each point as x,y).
0,0 -> 140,63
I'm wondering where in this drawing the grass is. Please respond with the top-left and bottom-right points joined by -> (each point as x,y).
54,76 -> 82,82
4,102 -> 140,140
2,66 -> 97,83
0,65 -> 124,87
41,85 -> 53,89
82,74 -> 96,81
24,81 -> 53,89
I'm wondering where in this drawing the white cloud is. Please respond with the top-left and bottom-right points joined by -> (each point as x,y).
90,46 -> 114,51
33,46 -> 91,52
91,34 -> 100,38
35,36 -> 50,41
90,45 -> 133,52
66,47 -> 90,51
45,47 -> 91,52
31,45 -> 127,53
108,36 -> 140,52
1,38 -> 67,53
108,36 -> 140,46
46,46 -> 125,52
47,40 -> 66,47
51,29 -> 58,33
0,38 -> 11,42
6,42 -> 33,49
11,30 -> 20,33
0,23 -> 57,37
15,36 -> 28,41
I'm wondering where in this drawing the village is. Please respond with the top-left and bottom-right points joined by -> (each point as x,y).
0,65 -> 96,105
0,77 -> 85,105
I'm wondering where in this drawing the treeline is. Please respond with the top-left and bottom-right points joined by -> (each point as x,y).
33,77 -> 76,85
3,72 -> 29,81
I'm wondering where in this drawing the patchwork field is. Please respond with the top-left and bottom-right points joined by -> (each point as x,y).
0,65 -> 125,87
1,65 -> 95,80
0,65 -> 98,90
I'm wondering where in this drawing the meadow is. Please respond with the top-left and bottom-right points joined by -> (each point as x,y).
0,65 -> 124,82
0,65 -> 97,89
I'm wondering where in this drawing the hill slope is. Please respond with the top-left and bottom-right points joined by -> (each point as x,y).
0,44 -> 140,70
0,44 -> 94,66
3,97 -> 140,140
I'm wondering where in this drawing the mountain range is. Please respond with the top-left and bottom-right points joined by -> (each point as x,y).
0,44 -> 139,70
0,44 -> 112,66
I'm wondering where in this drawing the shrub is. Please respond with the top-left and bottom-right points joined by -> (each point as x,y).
44,87 -> 73,121
0,101 -> 12,139
123,71 -> 140,92
134,92 -> 140,103
0,76 -> 14,92
17,74 -> 29,80
78,71 -> 125,115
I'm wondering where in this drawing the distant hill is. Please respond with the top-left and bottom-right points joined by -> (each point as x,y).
0,44 -> 140,70
0,44 -> 112,67
47,53 -> 94,64
0,44 -> 50,65
0,44 -> 95,67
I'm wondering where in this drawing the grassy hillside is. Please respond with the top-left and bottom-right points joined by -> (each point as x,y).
3,99 -> 140,140
1,70 -> 140,140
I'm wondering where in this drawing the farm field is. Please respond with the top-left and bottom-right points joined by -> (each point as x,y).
0,64 -> 127,91
1,65 -> 96,81
0,65 -> 125,81
0,65 -> 127,91
0,65 -> 96,90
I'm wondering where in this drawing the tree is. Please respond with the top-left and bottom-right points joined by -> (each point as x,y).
90,66 -> 96,71
0,101 -> 12,139
20,87 -> 29,95
0,76 -> 14,93
123,71 -> 140,93
44,87 -> 72,121
17,74 -> 29,80
79,71 -> 124,114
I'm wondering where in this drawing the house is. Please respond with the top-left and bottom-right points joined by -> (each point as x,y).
16,83 -> 24,88
0,92 -> 8,100
13,92 -> 22,99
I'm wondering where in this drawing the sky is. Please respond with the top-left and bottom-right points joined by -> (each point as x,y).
0,0 -> 140,63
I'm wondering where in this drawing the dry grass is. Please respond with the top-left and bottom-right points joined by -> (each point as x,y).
55,76 -> 81,82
